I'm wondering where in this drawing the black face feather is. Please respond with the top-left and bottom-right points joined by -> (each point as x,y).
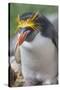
20,12 -> 33,20
19,12 -> 58,48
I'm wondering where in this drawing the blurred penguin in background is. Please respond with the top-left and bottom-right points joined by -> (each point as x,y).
15,12 -> 58,86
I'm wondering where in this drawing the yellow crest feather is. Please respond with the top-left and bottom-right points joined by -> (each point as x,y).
16,12 -> 39,31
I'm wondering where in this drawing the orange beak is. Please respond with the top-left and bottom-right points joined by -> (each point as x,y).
16,30 -> 30,49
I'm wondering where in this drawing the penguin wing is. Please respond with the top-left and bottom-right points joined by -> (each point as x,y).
52,27 -> 58,49
46,20 -> 58,49
38,15 -> 58,49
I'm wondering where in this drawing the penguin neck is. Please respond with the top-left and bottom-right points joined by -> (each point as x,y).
25,29 -> 40,42
20,32 -> 43,49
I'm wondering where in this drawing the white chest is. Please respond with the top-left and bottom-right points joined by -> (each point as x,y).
20,33 -> 57,80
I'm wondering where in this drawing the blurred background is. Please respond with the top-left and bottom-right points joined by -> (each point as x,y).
9,3 -> 58,87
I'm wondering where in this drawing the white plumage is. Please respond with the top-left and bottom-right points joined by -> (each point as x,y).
20,32 -> 57,85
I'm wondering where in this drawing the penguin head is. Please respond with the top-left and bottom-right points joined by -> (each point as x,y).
16,12 -> 56,47
16,12 -> 41,44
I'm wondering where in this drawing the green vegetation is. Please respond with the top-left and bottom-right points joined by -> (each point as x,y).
9,3 -> 58,36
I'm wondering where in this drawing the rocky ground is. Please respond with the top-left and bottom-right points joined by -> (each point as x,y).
9,14 -> 58,87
